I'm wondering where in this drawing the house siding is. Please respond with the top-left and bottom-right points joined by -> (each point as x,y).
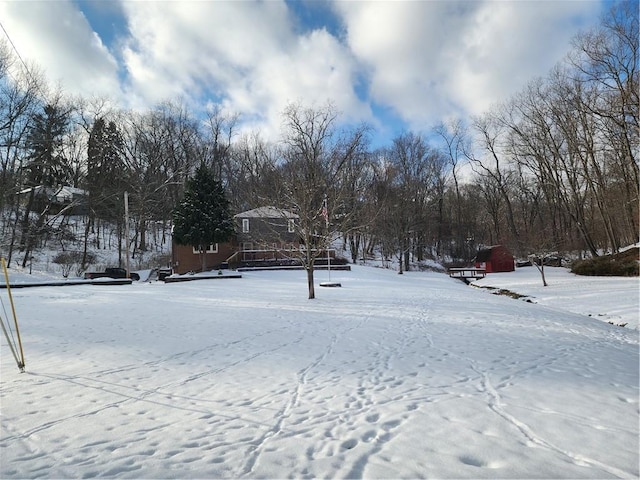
235,216 -> 298,247
171,242 -> 236,275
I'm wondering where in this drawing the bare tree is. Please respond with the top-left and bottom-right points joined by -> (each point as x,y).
120,103 -> 203,261
203,104 -> 239,181
434,119 -> 473,261
226,131 -> 279,212
569,0 -> 639,247
0,40 -> 45,266
466,112 -> 522,253
272,102 -> 370,299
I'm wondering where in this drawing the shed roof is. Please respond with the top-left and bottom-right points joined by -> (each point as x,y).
475,249 -> 492,262
475,245 -> 510,262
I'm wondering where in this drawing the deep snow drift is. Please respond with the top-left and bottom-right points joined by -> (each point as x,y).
1,265 -> 638,478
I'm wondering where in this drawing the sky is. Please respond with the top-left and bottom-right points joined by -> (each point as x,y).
0,0 -> 610,147
1,265 -> 638,478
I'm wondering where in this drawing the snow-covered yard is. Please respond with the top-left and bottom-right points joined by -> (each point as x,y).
1,265 -> 638,478
472,265 -> 640,330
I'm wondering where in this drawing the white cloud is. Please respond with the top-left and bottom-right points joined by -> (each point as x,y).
451,1 -> 601,116
335,0 -> 601,131
0,0 -> 603,145
0,0 -> 120,100
119,1 -> 369,140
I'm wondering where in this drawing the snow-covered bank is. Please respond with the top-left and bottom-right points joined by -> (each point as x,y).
1,266 -> 638,478
472,265 -> 640,330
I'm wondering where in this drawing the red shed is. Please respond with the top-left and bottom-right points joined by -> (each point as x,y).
474,245 -> 515,273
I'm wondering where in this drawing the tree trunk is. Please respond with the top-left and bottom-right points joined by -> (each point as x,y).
138,217 -> 147,252
81,217 -> 92,270
306,265 -> 315,299
348,233 -> 360,263
533,258 -> 548,287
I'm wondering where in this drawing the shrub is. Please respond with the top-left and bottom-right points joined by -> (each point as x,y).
53,251 -> 96,278
571,248 -> 639,277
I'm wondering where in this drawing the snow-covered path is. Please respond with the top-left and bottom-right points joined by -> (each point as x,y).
1,266 -> 638,478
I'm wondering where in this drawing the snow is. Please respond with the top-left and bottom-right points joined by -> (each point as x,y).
1,265 -> 638,478
472,266 -> 640,330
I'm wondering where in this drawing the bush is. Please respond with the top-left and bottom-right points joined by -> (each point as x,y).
53,251 -> 96,278
571,248 -> 639,277
133,252 -> 171,270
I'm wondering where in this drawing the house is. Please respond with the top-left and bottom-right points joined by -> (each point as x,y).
170,206 -> 301,274
232,206 -> 300,265
18,185 -> 88,215
473,245 -> 515,273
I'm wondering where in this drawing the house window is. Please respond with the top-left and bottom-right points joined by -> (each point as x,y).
192,244 -> 218,254
288,219 -> 295,233
242,218 -> 250,233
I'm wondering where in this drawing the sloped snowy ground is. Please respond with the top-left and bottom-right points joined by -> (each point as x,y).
1,266 -> 638,479
472,265 -> 639,330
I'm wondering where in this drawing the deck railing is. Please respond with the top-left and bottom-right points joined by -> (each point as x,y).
447,268 -> 486,280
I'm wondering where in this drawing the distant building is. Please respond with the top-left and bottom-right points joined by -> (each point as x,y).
473,245 -> 515,273
18,185 -> 88,215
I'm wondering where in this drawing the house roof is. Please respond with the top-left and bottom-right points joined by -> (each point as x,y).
18,185 -> 88,201
234,206 -> 298,219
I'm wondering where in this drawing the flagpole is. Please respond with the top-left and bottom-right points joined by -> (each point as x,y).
124,191 -> 131,278
324,196 -> 330,281
327,239 -> 331,282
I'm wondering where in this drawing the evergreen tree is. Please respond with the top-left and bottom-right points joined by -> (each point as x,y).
24,103 -> 72,188
20,103 -> 72,266
87,118 -> 127,223
173,162 -> 235,271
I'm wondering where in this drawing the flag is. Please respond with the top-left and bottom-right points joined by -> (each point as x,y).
321,197 -> 328,227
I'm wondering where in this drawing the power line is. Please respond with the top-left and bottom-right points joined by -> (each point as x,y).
0,20 -> 31,75
0,19 -> 45,100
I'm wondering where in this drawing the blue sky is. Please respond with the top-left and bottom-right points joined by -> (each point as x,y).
0,0 -> 610,148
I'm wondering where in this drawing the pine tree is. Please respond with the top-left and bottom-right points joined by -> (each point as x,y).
173,162 -> 235,271
20,103 -> 72,267
25,103 -> 72,188
87,118 -> 127,224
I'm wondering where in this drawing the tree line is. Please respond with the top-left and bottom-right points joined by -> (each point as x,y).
0,1 -> 637,272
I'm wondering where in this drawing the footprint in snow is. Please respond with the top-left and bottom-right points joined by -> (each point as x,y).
365,413 -> 380,423
341,439 -> 358,450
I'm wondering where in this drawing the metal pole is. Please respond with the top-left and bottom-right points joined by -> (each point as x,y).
124,191 -> 131,278
324,196 -> 330,281
2,257 -> 25,371
0,311 -> 22,371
